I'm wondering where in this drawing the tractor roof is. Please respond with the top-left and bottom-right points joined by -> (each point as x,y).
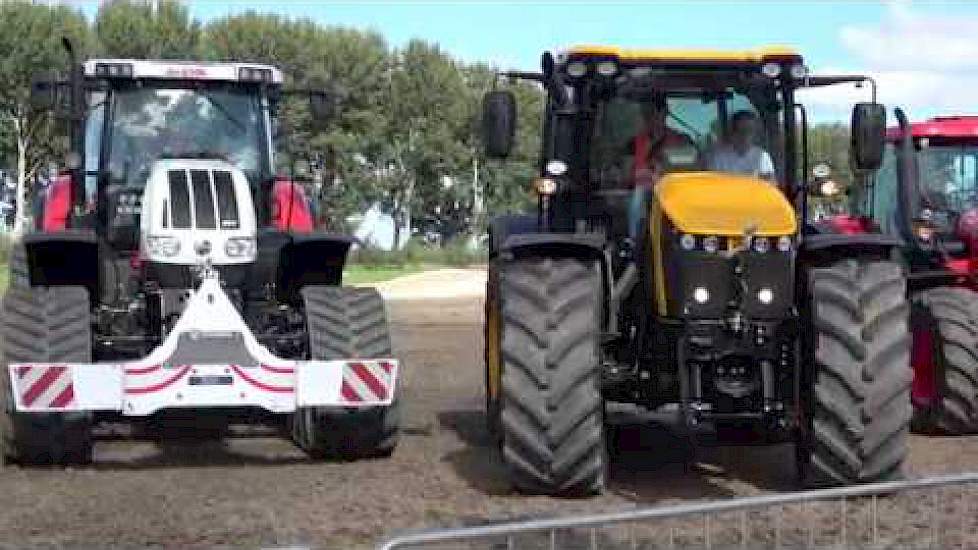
560,45 -> 802,65
82,59 -> 283,85
886,116 -> 978,141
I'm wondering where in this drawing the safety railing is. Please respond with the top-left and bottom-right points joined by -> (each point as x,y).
379,472 -> 978,549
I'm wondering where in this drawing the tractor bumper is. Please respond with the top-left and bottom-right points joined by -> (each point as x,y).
8,275 -> 398,416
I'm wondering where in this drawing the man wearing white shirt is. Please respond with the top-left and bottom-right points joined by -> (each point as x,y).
707,110 -> 776,181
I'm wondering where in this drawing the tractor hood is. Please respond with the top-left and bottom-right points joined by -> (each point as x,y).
140,159 -> 257,266
655,172 -> 797,236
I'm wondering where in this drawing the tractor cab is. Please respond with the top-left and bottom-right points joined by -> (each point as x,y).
30,58 -> 336,292
40,59 -> 301,229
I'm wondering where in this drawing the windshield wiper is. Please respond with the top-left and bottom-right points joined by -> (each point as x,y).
200,92 -> 246,132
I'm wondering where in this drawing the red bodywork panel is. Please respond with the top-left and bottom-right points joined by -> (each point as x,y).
886,115 -> 978,143
270,178 -> 313,233
816,214 -> 875,235
41,175 -> 73,232
911,324 -> 938,408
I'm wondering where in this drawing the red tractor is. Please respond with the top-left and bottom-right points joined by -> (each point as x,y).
815,111 -> 978,434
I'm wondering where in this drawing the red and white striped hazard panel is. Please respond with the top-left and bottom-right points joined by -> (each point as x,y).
340,361 -> 396,403
14,365 -> 75,409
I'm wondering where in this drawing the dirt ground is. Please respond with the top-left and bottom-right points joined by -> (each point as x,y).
0,268 -> 977,549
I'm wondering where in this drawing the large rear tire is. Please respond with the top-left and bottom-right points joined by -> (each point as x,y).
1,247 -> 93,465
799,259 -> 911,487
291,286 -> 400,459
910,287 -> 978,434
498,256 -> 606,496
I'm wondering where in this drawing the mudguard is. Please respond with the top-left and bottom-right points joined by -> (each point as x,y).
278,233 -> 357,300
21,230 -> 100,296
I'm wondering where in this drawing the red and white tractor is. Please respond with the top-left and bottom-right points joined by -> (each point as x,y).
1,44 -> 401,463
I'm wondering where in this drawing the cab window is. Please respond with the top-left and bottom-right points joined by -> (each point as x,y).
588,88 -> 780,189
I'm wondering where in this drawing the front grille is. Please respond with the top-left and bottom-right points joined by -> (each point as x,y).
167,170 -> 192,229
213,170 -> 240,229
189,170 -> 216,229
165,169 -> 238,230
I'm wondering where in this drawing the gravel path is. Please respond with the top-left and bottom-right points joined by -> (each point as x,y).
0,268 -> 975,549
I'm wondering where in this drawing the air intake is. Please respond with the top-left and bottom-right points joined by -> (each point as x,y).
165,169 -> 239,230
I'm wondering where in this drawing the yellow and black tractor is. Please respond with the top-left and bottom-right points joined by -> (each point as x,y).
483,46 -> 911,496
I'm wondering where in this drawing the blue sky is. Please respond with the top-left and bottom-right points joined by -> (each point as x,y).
70,1 -> 978,119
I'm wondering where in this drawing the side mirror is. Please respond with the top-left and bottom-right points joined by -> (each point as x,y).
309,91 -> 338,128
482,90 -> 517,159
541,52 -> 555,81
29,75 -> 60,112
851,102 -> 886,171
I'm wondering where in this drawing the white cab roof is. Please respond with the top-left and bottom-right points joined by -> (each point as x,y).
83,59 -> 283,84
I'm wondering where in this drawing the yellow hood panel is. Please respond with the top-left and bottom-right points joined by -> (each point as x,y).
655,172 -> 797,236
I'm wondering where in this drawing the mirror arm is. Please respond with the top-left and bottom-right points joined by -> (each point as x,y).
794,102 -> 810,220
500,71 -> 545,82
280,87 -> 318,96
499,70 -> 568,105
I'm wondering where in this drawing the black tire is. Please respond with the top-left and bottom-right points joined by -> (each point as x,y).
1,248 -> 93,465
498,256 -> 606,496
910,287 -> 978,434
291,286 -> 400,459
485,216 -> 537,444
799,259 -> 911,487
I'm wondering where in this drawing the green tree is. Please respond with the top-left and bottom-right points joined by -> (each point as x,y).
452,63 -> 542,242
95,0 -> 201,59
0,1 -> 90,232
382,40 -> 470,246
807,123 -> 851,186
806,123 -> 854,217
204,13 -> 392,231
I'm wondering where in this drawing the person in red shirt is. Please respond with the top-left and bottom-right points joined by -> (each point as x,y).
627,96 -> 696,240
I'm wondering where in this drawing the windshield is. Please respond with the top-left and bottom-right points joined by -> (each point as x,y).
587,74 -> 783,189
916,143 -> 978,213
107,87 -> 263,187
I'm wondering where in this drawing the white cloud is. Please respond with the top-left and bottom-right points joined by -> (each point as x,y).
803,1 -> 978,120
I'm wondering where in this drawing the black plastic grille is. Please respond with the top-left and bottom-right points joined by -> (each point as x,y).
213,170 -> 240,229
189,169 -> 216,229
167,169 -> 191,229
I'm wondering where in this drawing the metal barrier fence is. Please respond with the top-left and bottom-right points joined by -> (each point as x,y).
379,472 -> 978,549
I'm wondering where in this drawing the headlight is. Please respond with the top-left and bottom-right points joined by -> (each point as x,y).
595,61 -> 618,77
788,63 -> 808,79
225,236 -> 256,258
545,160 -> 568,176
915,224 -> 935,242
680,234 -> 696,251
693,287 -> 710,304
146,236 -> 180,257
752,237 -> 770,253
757,288 -> 774,305
761,62 -> 781,78
777,236 -> 792,252
533,177 -> 557,195
703,235 -> 720,253
566,61 -> 588,78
